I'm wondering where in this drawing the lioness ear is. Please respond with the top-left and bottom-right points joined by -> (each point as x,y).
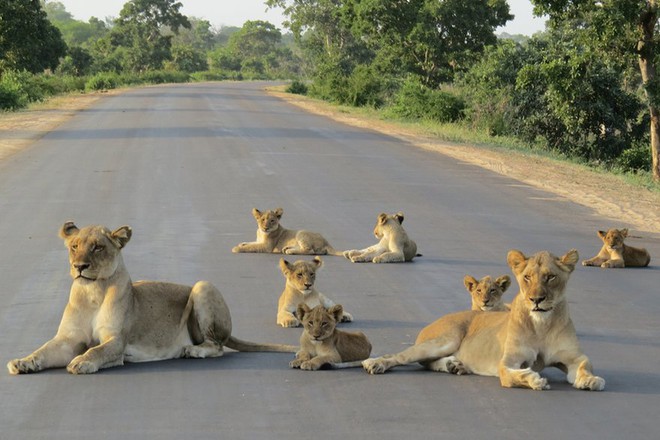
279,258 -> 291,275
110,226 -> 132,249
252,208 -> 262,219
377,213 -> 388,225
558,249 -> 579,273
620,228 -> 629,237
312,256 -> 323,269
329,304 -> 343,322
496,275 -> 511,292
597,230 -> 607,240
507,250 -> 527,275
274,208 -> 283,219
60,221 -> 79,240
297,303 -> 311,321
394,212 -> 404,224
463,275 -> 478,292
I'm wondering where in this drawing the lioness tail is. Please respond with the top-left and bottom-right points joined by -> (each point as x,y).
226,336 -> 298,353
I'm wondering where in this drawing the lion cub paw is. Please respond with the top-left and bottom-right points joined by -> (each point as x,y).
600,260 -> 623,269
278,317 -> 301,328
574,375 -> 605,391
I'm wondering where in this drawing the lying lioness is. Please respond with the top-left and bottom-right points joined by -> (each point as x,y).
7,222 -> 296,375
363,249 -> 605,391
582,228 -> 651,268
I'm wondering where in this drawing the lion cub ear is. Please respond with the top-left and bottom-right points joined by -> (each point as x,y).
558,249 -> 579,273
507,250 -> 527,275
297,303 -> 311,321
252,208 -> 262,219
274,208 -> 284,218
110,226 -> 132,249
377,213 -> 388,225
597,230 -> 607,240
463,275 -> 478,292
279,258 -> 292,275
619,228 -> 629,238
328,304 -> 343,322
312,256 -> 323,269
394,212 -> 405,224
495,275 -> 511,292
59,221 -> 79,240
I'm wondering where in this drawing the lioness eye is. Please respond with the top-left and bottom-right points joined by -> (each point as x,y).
93,245 -> 104,252
523,275 -> 531,282
547,275 -> 556,281
71,244 -> 78,251
297,273 -> 302,279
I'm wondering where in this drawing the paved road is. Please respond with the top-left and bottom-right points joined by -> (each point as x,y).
1,82 -> 658,440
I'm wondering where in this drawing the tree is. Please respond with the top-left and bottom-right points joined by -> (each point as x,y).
109,0 -> 190,72
0,0 -> 67,73
531,0 -> 660,180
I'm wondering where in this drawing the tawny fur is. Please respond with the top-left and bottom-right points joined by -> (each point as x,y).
232,208 -> 343,255
290,304 -> 371,370
362,249 -> 605,392
582,228 -> 651,268
464,274 -> 511,311
277,257 -> 353,327
7,222 -> 296,375
343,212 -> 419,263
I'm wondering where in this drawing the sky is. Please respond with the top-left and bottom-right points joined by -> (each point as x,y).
52,0 -> 547,36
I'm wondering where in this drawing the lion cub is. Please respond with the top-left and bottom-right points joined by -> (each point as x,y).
290,304 -> 372,370
344,212 -> 419,263
464,275 -> 511,311
277,257 -> 353,327
582,228 -> 651,268
232,208 -> 343,255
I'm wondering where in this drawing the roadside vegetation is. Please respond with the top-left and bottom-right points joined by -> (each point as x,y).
1,0 -> 659,188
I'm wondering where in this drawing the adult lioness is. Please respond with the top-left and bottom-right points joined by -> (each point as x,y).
363,249 -> 605,391
582,228 -> 651,268
232,208 -> 343,255
290,304 -> 371,370
7,222 -> 296,375
277,257 -> 353,327
464,274 -> 511,311
343,212 -> 419,263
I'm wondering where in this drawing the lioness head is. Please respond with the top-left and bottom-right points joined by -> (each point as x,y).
297,304 -> 342,342
464,275 -> 511,311
597,228 -> 628,252
374,212 -> 404,239
507,249 -> 578,316
60,222 -> 132,282
280,256 -> 322,294
252,208 -> 283,234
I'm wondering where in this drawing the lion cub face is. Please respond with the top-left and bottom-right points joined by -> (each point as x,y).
464,275 -> 511,311
374,212 -> 404,239
252,208 -> 283,233
297,304 -> 342,342
507,249 -> 578,316
60,222 -> 132,282
598,228 -> 627,252
280,257 -> 322,294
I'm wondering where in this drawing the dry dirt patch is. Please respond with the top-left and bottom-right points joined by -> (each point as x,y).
269,90 -> 660,235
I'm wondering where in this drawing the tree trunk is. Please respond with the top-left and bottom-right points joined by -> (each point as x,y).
638,2 -> 660,181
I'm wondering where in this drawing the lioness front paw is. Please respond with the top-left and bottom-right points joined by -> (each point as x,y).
232,244 -> 246,253
362,358 -> 388,374
67,357 -> 98,375
300,360 -> 322,371
7,357 -> 41,375
447,359 -> 470,375
278,317 -> 301,328
574,375 -> 605,391
350,255 -> 369,263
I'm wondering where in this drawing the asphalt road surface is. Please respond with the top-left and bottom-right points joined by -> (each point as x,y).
1,82 -> 659,440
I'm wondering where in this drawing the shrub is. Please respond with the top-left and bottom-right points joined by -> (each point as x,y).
286,80 -> 308,95
0,70 -> 32,110
388,77 -> 465,122
615,143 -> 651,172
85,72 -> 120,91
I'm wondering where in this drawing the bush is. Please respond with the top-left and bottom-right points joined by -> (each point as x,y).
286,80 -> 308,95
346,65 -> 388,107
85,72 -> 120,91
615,143 -> 651,172
140,70 -> 190,84
388,77 -> 465,122
0,70 -> 33,110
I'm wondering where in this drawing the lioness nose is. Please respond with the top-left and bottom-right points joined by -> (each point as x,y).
74,263 -> 90,273
531,297 -> 546,305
